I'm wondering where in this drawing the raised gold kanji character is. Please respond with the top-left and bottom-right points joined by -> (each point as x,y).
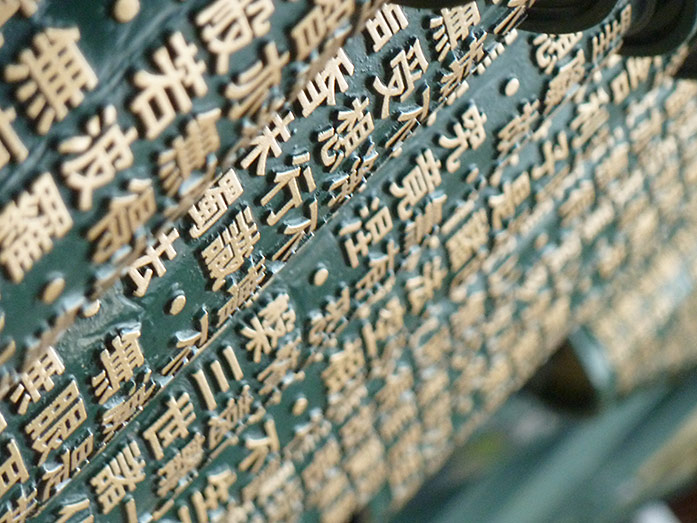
533,32 -> 583,74
225,41 -> 288,120
130,32 -> 207,140
0,439 -> 28,498
156,433 -> 205,497
544,49 -> 586,110
390,148 -> 442,220
207,386 -> 253,449
202,206 -> 259,291
430,4 -> 480,62
87,178 -> 155,263
298,48 -> 354,117
240,418 -> 279,473
0,172 -> 72,282
24,380 -> 87,465
240,294 -> 296,363
216,257 -> 266,326
497,100 -> 540,157
405,257 -> 446,314
322,338 -> 365,394
0,489 -> 36,523
445,208 -> 488,271
142,393 -> 196,459
240,111 -> 294,175
189,468 -> 238,520
492,0 -> 535,35
438,103 -> 487,173
373,39 -> 428,118
319,97 -> 374,172
91,328 -> 145,404
5,27 -> 97,134
257,337 -> 301,397
355,239 -> 398,300
100,379 -> 156,443
0,106 -> 27,170
158,108 -> 221,198
0,0 -> 38,33
339,197 -> 393,268
329,145 -> 377,208
261,151 -> 316,226
291,0 -> 354,60
58,105 -> 137,210
40,434 -> 94,500
196,0 -> 274,74
188,168 -> 244,239
9,345 -> 64,414
365,4 -> 408,52
438,33 -> 485,102
127,228 -> 179,297
90,441 -> 145,514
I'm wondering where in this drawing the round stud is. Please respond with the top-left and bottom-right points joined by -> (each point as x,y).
41,277 -> 65,304
81,299 -> 101,318
113,0 -> 140,23
312,267 -> 329,286
292,397 -> 308,416
168,294 -> 187,315
504,77 -> 520,97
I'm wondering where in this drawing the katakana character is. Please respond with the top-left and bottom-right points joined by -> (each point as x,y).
5,27 -> 97,134
240,418 -> 279,473
90,441 -> 145,514
58,105 -> 137,210
196,0 -> 274,74
383,86 -> 430,158
130,32 -> 207,139
0,172 -> 72,282
202,206 -> 259,291
188,168 -> 244,239
9,345 -> 64,415
373,39 -> 428,118
91,328 -> 145,404
158,108 -> 221,198
24,380 -> 87,465
272,199 -> 318,262
225,42 -> 289,120
240,111 -> 294,175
